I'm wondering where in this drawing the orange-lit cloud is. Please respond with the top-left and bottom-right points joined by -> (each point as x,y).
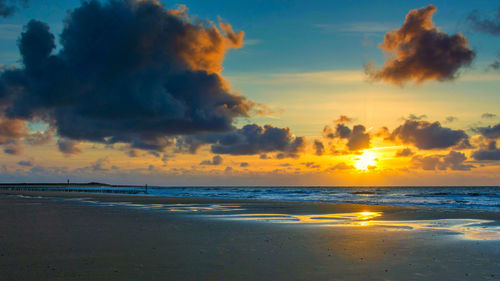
366,5 -> 475,85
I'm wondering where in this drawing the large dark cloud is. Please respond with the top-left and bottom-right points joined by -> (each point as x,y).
0,0 -> 27,18
209,124 -> 305,156
412,151 -> 474,171
0,0 -> 251,152
366,4 -> 475,85
388,120 -> 468,150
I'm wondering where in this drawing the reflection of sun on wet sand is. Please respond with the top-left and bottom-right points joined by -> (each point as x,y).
214,211 -> 500,240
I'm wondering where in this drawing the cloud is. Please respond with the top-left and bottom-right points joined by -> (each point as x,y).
0,117 -> 27,154
313,139 -> 325,156
91,157 -> 112,172
301,162 -> 320,169
366,4 -> 475,85
404,114 -> 427,121
335,115 -> 353,124
472,141 -> 500,161
0,0 -> 249,152
473,123 -> 500,139
324,123 -> 370,151
200,155 -> 223,166
412,151 -> 474,171
3,139 -> 22,155
0,0 -> 27,18
0,117 -> 27,142
388,120 -> 468,150
18,159 -> 33,166
467,6 -> 500,35
126,148 -> 140,158
481,113 -> 497,119
395,148 -> 414,157
444,116 -> 458,123
209,124 -> 305,156
24,128 -> 53,145
57,138 -> 82,156
240,162 -> 249,167
328,162 -> 355,170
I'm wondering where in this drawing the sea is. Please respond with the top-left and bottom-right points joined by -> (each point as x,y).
8,185 -> 499,211
145,186 -> 500,211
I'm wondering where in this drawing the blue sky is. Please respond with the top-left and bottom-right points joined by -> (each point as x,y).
1,0 -> 499,70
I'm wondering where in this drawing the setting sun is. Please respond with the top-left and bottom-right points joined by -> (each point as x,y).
354,151 -> 377,171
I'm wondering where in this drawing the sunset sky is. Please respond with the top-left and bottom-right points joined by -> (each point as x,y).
0,0 -> 499,185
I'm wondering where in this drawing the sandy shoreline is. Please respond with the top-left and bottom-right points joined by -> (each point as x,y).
1,190 -> 500,280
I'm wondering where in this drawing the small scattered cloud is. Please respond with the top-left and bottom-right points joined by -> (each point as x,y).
90,157 -> 112,172
395,148 -> 414,157
24,129 -> 54,145
444,116 -> 458,123
324,123 -> 370,151
472,141 -> 500,161
18,159 -> 33,166
403,114 -> 427,121
328,162 -> 355,170
200,155 -> 223,166
467,6 -> 500,35
57,138 -> 82,156
412,151 -> 474,171
0,0 -> 28,18
482,113 -> 497,119
335,115 -> 353,124
473,123 -> 500,139
313,140 -> 325,156
3,140 -> 22,155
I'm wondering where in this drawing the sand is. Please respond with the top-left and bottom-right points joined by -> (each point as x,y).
1,190 -> 500,281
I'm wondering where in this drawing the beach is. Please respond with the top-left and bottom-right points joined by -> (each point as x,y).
1,190 -> 500,281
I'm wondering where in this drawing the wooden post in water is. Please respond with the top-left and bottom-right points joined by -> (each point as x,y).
145,184 -> 148,194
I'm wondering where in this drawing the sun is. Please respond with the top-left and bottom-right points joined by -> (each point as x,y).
354,151 -> 377,171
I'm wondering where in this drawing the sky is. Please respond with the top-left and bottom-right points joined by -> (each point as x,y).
0,0 -> 499,186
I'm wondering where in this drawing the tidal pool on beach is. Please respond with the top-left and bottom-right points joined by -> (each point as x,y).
210,211 -> 500,240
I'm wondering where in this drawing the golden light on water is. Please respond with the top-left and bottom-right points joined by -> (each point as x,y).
216,212 -> 500,240
353,151 -> 377,171
358,211 -> 380,220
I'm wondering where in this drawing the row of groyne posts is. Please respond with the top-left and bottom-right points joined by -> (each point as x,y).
0,183 -> 149,195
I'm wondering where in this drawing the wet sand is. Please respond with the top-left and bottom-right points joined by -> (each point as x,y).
1,190 -> 500,280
